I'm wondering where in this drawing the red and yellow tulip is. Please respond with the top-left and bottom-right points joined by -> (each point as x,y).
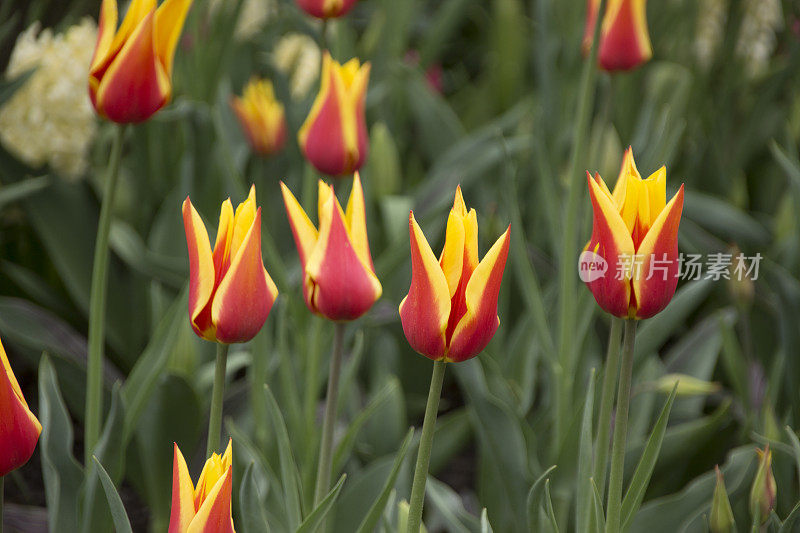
230,78 -> 287,157
280,173 -> 381,321
168,440 -> 235,533
89,0 -> 193,123
0,337 -> 42,476
399,187 -> 510,363
583,148 -> 684,319
298,52 -> 370,176
183,185 -> 278,343
295,0 -> 358,19
582,0 -> 652,71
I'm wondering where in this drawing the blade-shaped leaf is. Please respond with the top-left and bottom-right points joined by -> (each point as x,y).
265,384 -> 304,529
526,465 -> 557,532
92,457 -> 133,533
621,384 -> 679,530
480,508 -> 494,533
295,475 -> 346,533
576,370 -> 597,533
239,462 -> 271,533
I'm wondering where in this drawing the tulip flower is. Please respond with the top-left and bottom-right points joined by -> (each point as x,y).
183,185 -> 278,343
582,0 -> 653,71
0,338 -> 42,476
750,446 -> 777,524
230,78 -> 287,157
399,186 -> 511,363
298,52 -> 370,176
295,0 -> 357,19
89,0 -> 193,123
280,173 -> 381,321
169,440 -> 235,533
582,148 -> 684,319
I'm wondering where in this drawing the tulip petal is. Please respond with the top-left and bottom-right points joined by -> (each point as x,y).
89,0 -> 119,75
438,210 -> 465,299
212,199 -> 234,285
305,194 -> 381,320
280,182 -> 319,270
94,9 -> 171,123
183,198 -> 217,341
230,185 -> 257,259
211,208 -> 276,343
447,227 -> 510,362
0,339 -> 42,477
642,166 -> 666,228
187,466 -> 235,533
344,172 -> 375,271
599,0 -> 652,71
299,52 -> 352,175
585,173 -> 636,318
399,212 -> 451,360
168,443 -> 196,533
632,185 -> 683,319
154,0 -> 192,77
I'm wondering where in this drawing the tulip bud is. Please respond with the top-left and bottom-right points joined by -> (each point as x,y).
230,78 -> 287,156
582,0 -> 653,71
89,0 -> 193,123
749,446 -> 776,524
709,466 -> 735,533
582,147 -> 684,319
0,338 -> 42,476
298,52 -> 370,176
653,374 -> 720,396
169,440 -> 235,533
399,186 -> 510,363
295,0 -> 357,19
183,185 -> 278,343
281,173 -> 382,321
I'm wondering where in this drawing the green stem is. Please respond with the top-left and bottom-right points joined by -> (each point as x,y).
207,343 -> 230,457
605,319 -> 637,533
84,124 -> 126,465
593,318 -> 623,499
407,360 -> 447,533
555,0 -> 606,446
314,322 -> 346,505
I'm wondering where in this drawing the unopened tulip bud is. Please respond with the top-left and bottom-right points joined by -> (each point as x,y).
710,466 -> 735,533
653,374 -> 720,396
749,446 -> 776,524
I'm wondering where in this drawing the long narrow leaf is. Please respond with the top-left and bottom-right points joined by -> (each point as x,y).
620,385 -> 679,530
265,384 -> 304,529
526,465 -> 557,531
576,369 -> 597,533
92,457 -> 133,533
295,475 -> 346,533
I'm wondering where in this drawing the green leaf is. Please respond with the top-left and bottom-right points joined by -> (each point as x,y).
426,477 -> 480,533
332,379 -> 398,474
295,475 -> 346,533
0,176 -> 50,211
590,479 -> 606,533
543,480 -> 559,533
526,465 -> 557,532
784,426 -> 800,491
122,287 -> 188,443
38,354 -> 84,532
265,384 -> 304,529
576,369 -> 597,533
356,428 -> 414,533
0,67 -> 36,107
779,501 -> 800,533
620,384 -> 679,531
480,508 -> 494,533
92,457 -> 133,533
239,463 -> 271,533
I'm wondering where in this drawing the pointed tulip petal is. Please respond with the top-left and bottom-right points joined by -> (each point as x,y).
438,210 -> 465,299
399,213 -> 451,360
154,0 -> 193,77
585,174 -> 636,318
212,208 -> 276,343
305,196 -> 381,320
187,466 -> 235,533
632,185 -> 683,319
94,9 -> 171,123
0,339 -> 41,477
168,443 -> 196,533
280,182 -> 319,270
344,172 -> 375,271
212,199 -> 234,285
447,227 -> 510,362
89,0 -> 119,75
183,198 -> 217,340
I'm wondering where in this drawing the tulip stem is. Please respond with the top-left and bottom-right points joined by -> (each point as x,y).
605,319 -> 637,533
555,0 -> 606,447
207,343 -> 230,457
407,360 -> 447,533
314,322 -> 346,506
84,124 -> 126,465
593,318 -> 623,499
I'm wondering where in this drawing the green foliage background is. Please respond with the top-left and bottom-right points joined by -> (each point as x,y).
1,0 -> 800,531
